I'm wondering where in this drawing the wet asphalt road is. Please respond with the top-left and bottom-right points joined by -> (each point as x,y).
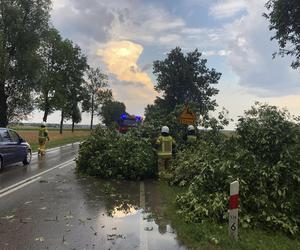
0,144 -> 186,250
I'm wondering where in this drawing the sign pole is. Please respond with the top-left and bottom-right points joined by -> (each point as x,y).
229,181 -> 239,241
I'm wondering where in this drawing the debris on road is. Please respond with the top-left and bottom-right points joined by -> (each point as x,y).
35,237 -> 45,242
1,215 -> 15,220
144,226 -> 153,231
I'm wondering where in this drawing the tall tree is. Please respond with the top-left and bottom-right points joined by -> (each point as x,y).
264,0 -> 300,69
65,104 -> 81,132
54,39 -> 88,134
82,67 -> 112,130
36,28 -> 63,122
153,47 -> 221,115
0,0 -> 51,126
101,100 -> 126,128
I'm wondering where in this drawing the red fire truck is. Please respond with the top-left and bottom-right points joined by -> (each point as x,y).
117,114 -> 143,133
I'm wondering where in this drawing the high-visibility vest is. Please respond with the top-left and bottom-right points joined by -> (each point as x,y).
157,135 -> 173,158
38,128 -> 48,143
187,135 -> 197,143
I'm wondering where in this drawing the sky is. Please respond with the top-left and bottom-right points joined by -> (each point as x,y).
28,0 -> 300,129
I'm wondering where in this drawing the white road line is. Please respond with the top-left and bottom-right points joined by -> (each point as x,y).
139,181 -> 148,250
32,142 -> 80,156
0,177 -> 42,199
0,158 -> 75,197
59,161 -> 74,169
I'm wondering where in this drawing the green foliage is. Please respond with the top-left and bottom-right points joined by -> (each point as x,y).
237,102 -> 300,165
101,100 -> 126,128
77,127 -> 157,180
153,47 -> 220,114
170,103 -> 300,234
36,28 -> 64,122
264,0 -> 300,69
0,0 -> 51,126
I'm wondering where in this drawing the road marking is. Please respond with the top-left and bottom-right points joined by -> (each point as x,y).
32,142 -> 80,156
0,177 -> 41,199
0,158 -> 74,198
139,181 -> 148,250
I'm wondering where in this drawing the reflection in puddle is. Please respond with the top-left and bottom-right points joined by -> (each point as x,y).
111,205 -> 138,218
77,178 -> 186,250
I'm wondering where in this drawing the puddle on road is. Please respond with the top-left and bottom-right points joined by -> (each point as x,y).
76,177 -> 186,250
0,168 -> 186,250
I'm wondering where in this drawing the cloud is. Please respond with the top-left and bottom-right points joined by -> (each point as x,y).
222,0 -> 300,96
97,40 -> 155,91
209,0 -> 247,19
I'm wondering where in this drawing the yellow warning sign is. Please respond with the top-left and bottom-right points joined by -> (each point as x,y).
179,106 -> 196,125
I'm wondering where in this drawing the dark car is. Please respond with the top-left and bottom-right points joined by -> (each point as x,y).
0,128 -> 32,170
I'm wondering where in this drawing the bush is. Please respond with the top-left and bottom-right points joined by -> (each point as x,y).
171,103 -> 300,234
76,126 -> 157,180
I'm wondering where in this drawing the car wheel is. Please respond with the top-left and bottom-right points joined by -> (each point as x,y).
23,150 -> 32,165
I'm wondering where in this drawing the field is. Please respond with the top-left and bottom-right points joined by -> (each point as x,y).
16,129 -> 91,151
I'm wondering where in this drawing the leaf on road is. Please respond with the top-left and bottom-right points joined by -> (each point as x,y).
1,215 -> 15,220
64,215 -> 74,219
144,226 -> 153,231
35,237 -> 45,242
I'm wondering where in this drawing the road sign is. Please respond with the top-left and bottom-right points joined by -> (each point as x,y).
179,106 -> 196,125
229,181 -> 239,241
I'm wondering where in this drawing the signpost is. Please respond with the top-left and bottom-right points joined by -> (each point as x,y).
179,106 -> 196,125
229,181 -> 239,241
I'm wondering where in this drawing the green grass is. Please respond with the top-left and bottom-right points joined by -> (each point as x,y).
159,183 -> 300,250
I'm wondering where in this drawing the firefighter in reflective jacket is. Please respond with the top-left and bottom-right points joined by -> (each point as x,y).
156,126 -> 176,172
185,125 -> 197,144
38,122 -> 50,156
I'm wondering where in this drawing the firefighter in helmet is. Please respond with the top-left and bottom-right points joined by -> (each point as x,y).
185,125 -> 197,144
156,126 -> 176,172
38,122 -> 50,156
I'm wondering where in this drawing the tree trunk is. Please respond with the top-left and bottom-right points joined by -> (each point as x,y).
90,94 -> 94,130
72,120 -> 75,132
0,82 -> 8,127
60,110 -> 64,134
43,91 -> 49,122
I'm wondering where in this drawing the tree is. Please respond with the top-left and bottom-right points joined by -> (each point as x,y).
54,39 -> 88,134
153,47 -> 221,115
264,0 -> 300,69
36,28 -> 64,122
101,101 -> 126,127
237,102 -> 300,165
82,67 -> 112,130
68,104 -> 81,132
0,0 -> 51,127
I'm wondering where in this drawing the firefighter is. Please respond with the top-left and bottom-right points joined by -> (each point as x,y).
185,125 -> 197,144
38,122 -> 50,156
156,126 -> 176,173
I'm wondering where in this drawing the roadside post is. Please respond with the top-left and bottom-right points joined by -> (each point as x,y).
229,181 -> 239,241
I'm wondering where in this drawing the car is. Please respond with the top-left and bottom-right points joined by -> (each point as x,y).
0,128 -> 32,170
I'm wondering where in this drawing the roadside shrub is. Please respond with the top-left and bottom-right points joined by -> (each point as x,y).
172,103 -> 300,234
76,126 -> 156,180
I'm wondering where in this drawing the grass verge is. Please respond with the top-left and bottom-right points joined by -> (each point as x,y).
159,183 -> 300,250
16,129 -> 91,151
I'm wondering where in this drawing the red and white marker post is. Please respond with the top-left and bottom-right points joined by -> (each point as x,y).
229,181 -> 239,241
